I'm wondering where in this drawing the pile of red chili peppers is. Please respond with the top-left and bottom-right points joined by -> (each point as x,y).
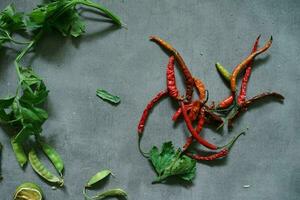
137,35 -> 284,161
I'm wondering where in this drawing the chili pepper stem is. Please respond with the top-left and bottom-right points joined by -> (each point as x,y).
218,128 -> 247,150
138,136 -> 150,158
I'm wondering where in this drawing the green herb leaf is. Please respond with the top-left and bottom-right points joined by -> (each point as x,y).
85,169 -> 112,188
96,89 -> 120,104
27,0 -> 122,37
149,141 -> 196,183
0,4 -> 25,32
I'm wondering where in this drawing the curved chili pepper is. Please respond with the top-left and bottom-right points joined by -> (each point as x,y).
230,36 -> 273,93
217,95 -> 234,109
171,103 -> 193,121
243,92 -> 284,107
215,62 -> 231,81
166,56 -> 182,100
183,136 -> 193,151
228,92 -> 284,128
237,35 -> 261,105
194,77 -> 206,102
137,90 -> 168,134
185,130 -> 245,161
186,149 -> 228,161
181,102 -> 218,150
150,36 -> 194,102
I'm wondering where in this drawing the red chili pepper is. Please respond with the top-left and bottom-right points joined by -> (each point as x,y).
186,149 -> 229,161
183,136 -> 193,151
217,95 -> 234,109
228,92 -> 284,128
166,56 -> 182,100
230,36 -> 273,93
237,35 -> 261,105
195,107 -> 206,133
183,107 -> 205,151
185,130 -> 245,161
194,77 -> 206,102
243,92 -> 284,107
150,36 -> 194,102
181,102 -> 218,150
137,90 -> 168,134
188,100 -> 201,121
171,103 -> 193,122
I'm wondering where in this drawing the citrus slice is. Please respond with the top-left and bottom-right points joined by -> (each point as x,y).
13,182 -> 43,200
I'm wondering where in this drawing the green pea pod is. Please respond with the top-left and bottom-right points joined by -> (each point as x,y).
85,170 -> 112,188
215,62 -> 231,81
28,149 -> 64,186
11,138 -> 27,168
96,89 -> 120,104
40,142 -> 64,176
91,188 -> 127,200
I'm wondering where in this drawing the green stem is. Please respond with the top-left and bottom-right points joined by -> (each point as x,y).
15,30 -> 43,63
77,0 -> 123,26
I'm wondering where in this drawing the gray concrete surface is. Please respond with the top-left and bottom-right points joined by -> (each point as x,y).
0,0 -> 299,199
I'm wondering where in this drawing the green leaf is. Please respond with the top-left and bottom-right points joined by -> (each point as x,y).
149,141 -> 196,183
150,142 -> 175,175
18,67 -> 49,105
14,124 -> 35,143
0,4 -> 25,32
52,9 -> 86,37
96,89 -> 120,104
85,169 -> 112,188
0,96 -> 15,108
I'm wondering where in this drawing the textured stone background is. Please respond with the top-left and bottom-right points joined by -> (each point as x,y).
0,0 -> 299,199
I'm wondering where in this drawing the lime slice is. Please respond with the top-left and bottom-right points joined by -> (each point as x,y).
13,182 -> 43,200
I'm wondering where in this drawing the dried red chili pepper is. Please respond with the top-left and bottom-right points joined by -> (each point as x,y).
166,56 -> 182,100
217,95 -> 234,109
181,102 -> 218,150
137,90 -> 168,134
150,36 -> 194,102
243,92 -> 284,107
227,92 -> 284,128
185,130 -> 245,161
183,107 -> 205,151
186,149 -> 229,161
237,35 -> 261,105
230,36 -> 272,93
183,136 -> 193,151
194,77 -> 206,102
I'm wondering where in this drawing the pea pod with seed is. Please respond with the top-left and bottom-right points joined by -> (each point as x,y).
85,169 -> 112,188
39,142 -> 64,176
11,138 -> 27,168
29,149 -> 64,187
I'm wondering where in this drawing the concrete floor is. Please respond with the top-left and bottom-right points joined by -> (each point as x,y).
0,0 -> 299,199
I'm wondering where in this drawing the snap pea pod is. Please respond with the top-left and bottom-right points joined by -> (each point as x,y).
91,189 -> 127,200
84,188 -> 127,200
86,169 -> 112,188
40,142 -> 64,176
215,62 -> 231,81
11,138 -> 27,168
29,149 -> 64,186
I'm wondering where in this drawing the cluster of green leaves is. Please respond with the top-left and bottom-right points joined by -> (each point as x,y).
149,141 -> 196,183
0,4 -> 25,47
0,67 -> 48,144
27,0 -> 122,37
